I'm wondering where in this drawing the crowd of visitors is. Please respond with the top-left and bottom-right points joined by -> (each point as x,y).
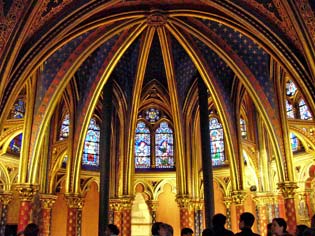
14,212 -> 315,236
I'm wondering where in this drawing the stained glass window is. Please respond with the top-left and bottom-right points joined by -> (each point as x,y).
155,122 -> 174,168
59,114 -> 70,140
299,99 -> 312,120
8,134 -> 22,155
290,133 -> 298,152
135,121 -> 151,168
209,118 -> 225,166
286,80 -> 297,96
145,108 -> 160,122
82,118 -> 100,167
9,98 -> 25,119
286,100 -> 294,118
240,118 -> 247,139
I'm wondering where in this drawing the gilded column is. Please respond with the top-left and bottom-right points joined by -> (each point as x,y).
39,194 -> 57,236
0,192 -> 13,235
192,200 -> 203,236
304,189 -> 313,220
121,198 -> 133,236
109,200 -> 123,232
176,196 -> 194,230
65,194 -> 84,236
231,191 -> 247,227
277,182 -> 298,233
224,197 -> 232,230
253,193 -> 270,236
15,184 -> 39,233
146,200 -> 159,223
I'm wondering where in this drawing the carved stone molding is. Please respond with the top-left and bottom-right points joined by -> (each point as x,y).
277,181 -> 298,199
146,200 -> 159,212
224,196 -> 233,208
253,192 -> 274,206
176,195 -> 192,209
14,184 -> 39,201
231,191 -> 247,205
0,192 -> 13,205
147,11 -> 168,27
64,194 -> 84,209
40,194 -> 57,209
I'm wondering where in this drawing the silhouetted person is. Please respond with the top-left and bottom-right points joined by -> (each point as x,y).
271,218 -> 292,236
311,215 -> 315,228
152,222 -> 163,236
267,223 -> 273,236
296,225 -> 308,236
23,223 -> 39,236
105,224 -> 120,236
181,227 -> 194,236
202,228 -> 214,236
235,212 -> 260,236
159,223 -> 173,236
303,228 -> 315,236
212,213 -> 234,236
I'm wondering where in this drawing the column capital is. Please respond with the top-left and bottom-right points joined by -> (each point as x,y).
190,199 -> 204,210
224,196 -> 233,208
14,184 -> 39,201
176,195 -> 191,208
0,192 -> 13,205
40,194 -> 57,209
64,194 -> 84,209
253,192 -> 274,206
146,200 -> 159,211
109,197 -> 133,211
277,181 -> 298,199
231,191 -> 247,205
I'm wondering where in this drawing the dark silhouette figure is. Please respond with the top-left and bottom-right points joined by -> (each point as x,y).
105,224 -> 120,236
23,223 -> 39,236
152,222 -> 163,236
181,227 -> 194,236
235,212 -> 260,236
212,213 -> 234,236
202,228 -> 214,236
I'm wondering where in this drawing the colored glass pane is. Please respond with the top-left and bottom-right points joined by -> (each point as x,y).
59,114 -> 70,140
209,118 -> 225,166
286,80 -> 297,96
10,98 -> 25,119
286,100 -> 294,118
290,133 -> 298,152
82,118 -> 100,167
8,134 -> 22,154
299,99 -> 313,120
135,121 -> 151,168
240,118 -> 247,139
145,108 -> 160,122
155,122 -> 174,168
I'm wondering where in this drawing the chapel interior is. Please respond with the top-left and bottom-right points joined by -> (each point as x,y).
0,1 -> 315,236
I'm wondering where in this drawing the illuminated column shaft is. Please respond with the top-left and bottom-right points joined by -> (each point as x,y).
0,193 -> 13,235
15,184 -> 38,233
65,194 -> 84,236
224,197 -> 232,230
121,206 -> 132,236
176,197 -> 194,230
146,200 -> 159,223
39,194 -> 57,236
278,182 -> 297,234
231,191 -> 246,231
254,194 -> 270,236
193,200 -> 203,236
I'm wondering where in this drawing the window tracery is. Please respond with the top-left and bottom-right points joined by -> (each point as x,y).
209,117 -> 225,166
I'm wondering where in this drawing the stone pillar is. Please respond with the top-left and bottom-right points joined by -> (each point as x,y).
15,184 -> 39,233
121,198 -> 132,236
231,191 -> 247,231
109,200 -> 123,232
0,192 -> 13,235
277,182 -> 298,233
304,189 -> 313,221
253,193 -> 271,236
65,194 -> 84,236
176,196 -> 194,230
39,194 -> 57,236
224,197 -> 232,230
146,200 -> 159,223
192,200 -> 203,236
